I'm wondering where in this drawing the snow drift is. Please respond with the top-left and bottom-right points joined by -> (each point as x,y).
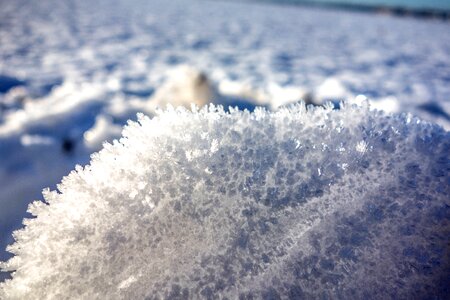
1,103 -> 449,299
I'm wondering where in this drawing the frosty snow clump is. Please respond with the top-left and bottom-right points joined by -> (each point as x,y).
1,103 -> 449,299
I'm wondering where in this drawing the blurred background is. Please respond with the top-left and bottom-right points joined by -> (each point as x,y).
1,0 -> 449,280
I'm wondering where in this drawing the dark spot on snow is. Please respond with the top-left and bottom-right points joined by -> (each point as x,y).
166,55 -> 184,65
123,88 -> 154,98
417,102 -> 450,121
0,271 -> 12,282
191,39 -> 211,50
272,52 -> 293,71
195,73 -> 208,86
62,138 -> 75,154
39,78 -> 63,95
0,75 -> 26,93
220,55 -> 236,66
104,62 -> 118,72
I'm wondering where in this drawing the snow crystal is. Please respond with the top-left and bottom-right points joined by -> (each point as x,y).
1,103 -> 449,299
355,140 -> 369,153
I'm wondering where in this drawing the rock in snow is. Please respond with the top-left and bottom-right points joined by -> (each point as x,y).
0,103 -> 449,299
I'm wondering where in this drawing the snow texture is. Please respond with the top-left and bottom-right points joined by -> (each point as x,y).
2,0 -> 450,267
1,103 -> 449,299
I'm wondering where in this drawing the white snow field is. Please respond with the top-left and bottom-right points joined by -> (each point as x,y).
0,0 -> 450,296
1,104 -> 449,299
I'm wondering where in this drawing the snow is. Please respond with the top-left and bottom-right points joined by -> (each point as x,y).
83,115 -> 122,150
1,0 -> 450,122
1,103 -> 449,299
0,0 -> 449,293
313,78 -> 349,103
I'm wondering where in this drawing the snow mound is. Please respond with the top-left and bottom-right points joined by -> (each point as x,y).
1,103 -> 449,299
149,65 -> 215,110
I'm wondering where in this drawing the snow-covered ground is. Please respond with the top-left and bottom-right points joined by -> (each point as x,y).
1,105 -> 449,298
0,0 -> 449,289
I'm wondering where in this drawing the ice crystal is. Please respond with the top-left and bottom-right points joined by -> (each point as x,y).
1,103 -> 449,299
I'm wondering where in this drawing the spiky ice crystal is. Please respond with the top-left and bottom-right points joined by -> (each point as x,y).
1,103 -> 449,299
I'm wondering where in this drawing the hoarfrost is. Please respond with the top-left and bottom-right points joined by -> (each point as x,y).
1,103 -> 449,299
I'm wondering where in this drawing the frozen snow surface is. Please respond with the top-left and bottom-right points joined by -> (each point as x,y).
1,104 -> 449,299
1,0 -> 450,292
2,0 -> 450,125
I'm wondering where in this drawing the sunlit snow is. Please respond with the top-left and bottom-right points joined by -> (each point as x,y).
0,0 -> 450,296
1,104 -> 449,299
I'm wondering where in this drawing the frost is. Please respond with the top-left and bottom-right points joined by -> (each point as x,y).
210,139 -> 219,154
1,103 -> 449,299
355,140 -> 369,153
